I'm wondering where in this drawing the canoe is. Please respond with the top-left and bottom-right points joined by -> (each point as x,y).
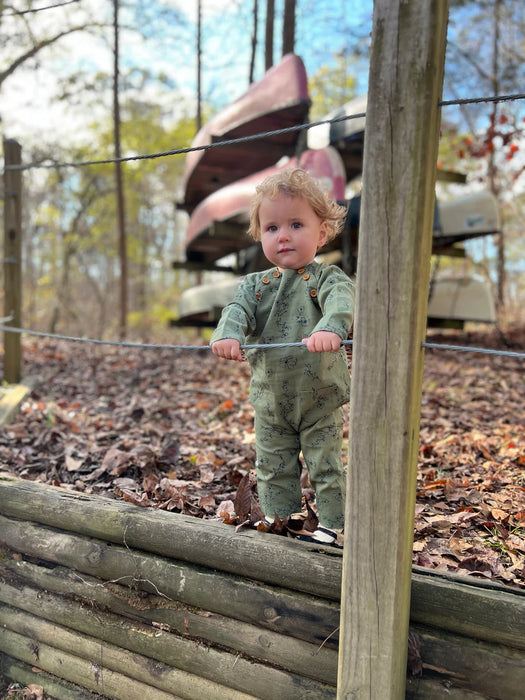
176,277 -> 242,325
307,93 -> 466,185
180,53 -> 310,213
184,146 -> 347,265
427,276 -> 496,326
433,191 -> 500,248
175,274 -> 496,328
175,188 -> 500,326
307,94 -> 367,183
344,190 -> 500,250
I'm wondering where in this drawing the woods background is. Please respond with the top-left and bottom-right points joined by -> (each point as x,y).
1,0 -> 524,342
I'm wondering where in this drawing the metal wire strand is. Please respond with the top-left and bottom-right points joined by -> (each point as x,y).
5,0 -> 80,16
0,325 -> 523,360
3,92 -> 524,172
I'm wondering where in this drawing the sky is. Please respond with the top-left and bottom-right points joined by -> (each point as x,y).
2,0 -> 523,286
1,0 -> 523,196
0,0 -> 373,148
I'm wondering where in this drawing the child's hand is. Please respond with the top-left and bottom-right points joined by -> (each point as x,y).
211,338 -> 244,361
302,331 -> 342,353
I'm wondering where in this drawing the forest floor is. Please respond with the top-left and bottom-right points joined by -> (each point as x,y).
1,324 -> 524,589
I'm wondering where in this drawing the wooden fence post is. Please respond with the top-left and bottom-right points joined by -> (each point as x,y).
337,2 -> 449,698
3,139 -> 23,384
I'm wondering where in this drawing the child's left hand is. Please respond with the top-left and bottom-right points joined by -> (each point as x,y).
302,331 -> 342,353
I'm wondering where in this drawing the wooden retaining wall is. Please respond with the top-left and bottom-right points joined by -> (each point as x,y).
0,476 -> 524,699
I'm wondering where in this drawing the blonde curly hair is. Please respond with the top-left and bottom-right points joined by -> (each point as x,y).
247,167 -> 346,242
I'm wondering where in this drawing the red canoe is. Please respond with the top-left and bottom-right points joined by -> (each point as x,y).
180,53 -> 310,213
184,146 -> 347,264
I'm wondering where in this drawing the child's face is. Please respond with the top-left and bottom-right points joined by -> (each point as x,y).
258,194 -> 327,270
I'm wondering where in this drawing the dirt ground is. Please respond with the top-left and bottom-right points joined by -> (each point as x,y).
1,324 -> 524,588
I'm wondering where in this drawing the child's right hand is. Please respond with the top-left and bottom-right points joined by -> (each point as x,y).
211,338 -> 244,361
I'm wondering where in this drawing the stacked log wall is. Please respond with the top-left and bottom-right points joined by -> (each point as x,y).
0,477 -> 524,699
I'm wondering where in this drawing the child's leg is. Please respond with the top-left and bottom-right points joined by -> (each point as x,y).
300,407 -> 346,530
254,411 -> 303,519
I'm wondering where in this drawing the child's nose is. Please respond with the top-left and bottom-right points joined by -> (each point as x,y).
278,227 -> 290,241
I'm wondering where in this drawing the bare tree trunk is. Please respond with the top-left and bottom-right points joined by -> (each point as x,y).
249,0 -> 258,84
492,0 -> 505,310
265,0 -> 274,70
113,0 -> 128,340
137,225 -> 148,316
197,0 -> 202,132
77,252 -> 108,339
282,0 -> 295,56
48,240 -> 75,335
24,223 -> 37,330
48,182 -> 99,335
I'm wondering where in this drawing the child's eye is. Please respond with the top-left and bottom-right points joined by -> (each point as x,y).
292,221 -> 302,229
266,224 -> 278,232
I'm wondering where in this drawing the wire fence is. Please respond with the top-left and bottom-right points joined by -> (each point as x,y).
2,32 -> 524,371
3,92 -> 525,173
0,324 -> 524,361
4,0 -> 80,17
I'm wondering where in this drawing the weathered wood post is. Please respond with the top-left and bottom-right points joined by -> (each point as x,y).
3,139 -> 23,384
337,2 -> 449,698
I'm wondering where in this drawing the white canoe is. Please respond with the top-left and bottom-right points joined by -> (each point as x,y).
427,276 -> 496,324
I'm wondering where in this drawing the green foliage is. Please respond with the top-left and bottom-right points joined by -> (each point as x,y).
6,0 -> 525,333
308,52 -> 357,120
438,0 -> 525,313
22,104 -> 196,337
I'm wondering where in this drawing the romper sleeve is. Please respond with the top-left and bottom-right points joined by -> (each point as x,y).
309,265 -> 354,339
210,275 -> 258,345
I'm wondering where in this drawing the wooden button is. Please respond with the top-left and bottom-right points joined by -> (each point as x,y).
297,268 -> 305,274
303,273 -> 310,280
272,271 -> 280,278
262,278 -> 270,284
310,289 -> 317,298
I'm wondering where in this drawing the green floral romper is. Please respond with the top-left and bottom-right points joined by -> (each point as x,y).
211,261 -> 354,528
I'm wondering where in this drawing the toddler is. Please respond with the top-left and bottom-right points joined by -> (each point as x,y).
211,168 -> 354,545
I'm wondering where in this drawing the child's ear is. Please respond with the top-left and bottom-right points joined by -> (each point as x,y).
317,221 -> 328,248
